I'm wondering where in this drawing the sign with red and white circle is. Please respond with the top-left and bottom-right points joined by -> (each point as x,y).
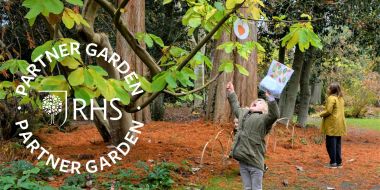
233,18 -> 249,40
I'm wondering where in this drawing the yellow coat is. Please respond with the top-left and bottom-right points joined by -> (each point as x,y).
320,95 -> 347,136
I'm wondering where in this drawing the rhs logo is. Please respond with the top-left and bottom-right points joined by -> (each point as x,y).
14,41 -> 145,174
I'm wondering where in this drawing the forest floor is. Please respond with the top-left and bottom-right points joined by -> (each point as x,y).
27,111 -> 380,190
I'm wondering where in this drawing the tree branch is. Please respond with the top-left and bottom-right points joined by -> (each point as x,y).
94,0 -> 161,75
164,72 -> 222,96
114,0 -> 130,23
237,16 -> 323,23
176,2 -> 244,71
123,92 -> 161,113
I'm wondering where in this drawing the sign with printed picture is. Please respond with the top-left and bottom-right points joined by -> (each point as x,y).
259,60 -> 294,98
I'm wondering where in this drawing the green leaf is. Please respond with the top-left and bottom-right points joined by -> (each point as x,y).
66,0 -> 83,6
226,0 -> 244,10
23,167 -> 40,175
169,47 -> 187,57
40,75 -> 70,92
0,59 -> 29,75
163,0 -> 173,5
22,0 -> 64,25
235,64 -> 249,76
73,87 -> 91,105
31,40 -> 53,61
218,60 -> 234,72
17,60 -> 29,75
62,8 -> 89,29
0,91 -> 5,100
68,68 -> 84,86
60,56 -> 81,69
149,34 -> 164,47
300,13 -> 312,20
88,65 -> 108,76
217,42 -> 235,53
110,80 -> 130,105
99,80 -> 115,101
182,67 -> 197,80
139,76 -> 153,93
62,9 -> 75,29
188,17 -> 202,28
286,29 -> 300,50
165,73 -> 177,89
176,71 -> 189,87
143,34 -> 154,48
152,72 -> 168,92
83,68 -> 94,86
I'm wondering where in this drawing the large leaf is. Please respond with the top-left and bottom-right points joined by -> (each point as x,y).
83,68 -> 94,87
62,8 -> 89,29
60,56 -> 81,69
235,64 -> 249,76
139,76 -> 153,93
217,42 -> 235,53
0,59 -> 29,75
68,68 -> 84,86
226,0 -> 244,10
143,34 -> 154,48
165,72 -> 177,89
88,65 -> 108,76
73,86 -> 92,105
109,80 -> 130,105
152,72 -> 168,92
31,40 -> 53,61
40,75 -> 70,92
218,60 -> 234,72
88,69 -> 114,100
149,34 -> 165,47
22,0 -> 64,25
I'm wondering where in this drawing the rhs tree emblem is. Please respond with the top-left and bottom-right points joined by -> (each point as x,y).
42,95 -> 63,125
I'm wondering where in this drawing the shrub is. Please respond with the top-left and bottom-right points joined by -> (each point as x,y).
345,72 -> 379,118
0,160 -> 56,190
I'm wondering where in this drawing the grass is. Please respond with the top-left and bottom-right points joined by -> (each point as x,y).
307,117 -> 380,131
204,169 -> 241,190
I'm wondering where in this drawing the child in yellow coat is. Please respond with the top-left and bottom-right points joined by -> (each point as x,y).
320,83 -> 347,169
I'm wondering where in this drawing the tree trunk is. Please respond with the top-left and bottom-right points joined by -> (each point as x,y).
206,16 -> 258,123
310,81 -> 322,104
233,20 -> 258,107
279,46 -> 304,119
206,32 -> 234,123
297,50 -> 314,127
278,44 -> 286,64
118,0 -> 151,123
151,94 -> 164,121
80,0 -> 133,145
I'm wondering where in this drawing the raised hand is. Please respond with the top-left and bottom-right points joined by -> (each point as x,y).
265,91 -> 275,101
226,81 -> 234,93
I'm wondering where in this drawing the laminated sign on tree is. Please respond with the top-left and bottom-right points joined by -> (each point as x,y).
233,18 -> 249,40
259,60 -> 294,98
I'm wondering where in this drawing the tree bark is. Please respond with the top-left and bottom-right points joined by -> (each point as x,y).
278,43 -> 286,64
80,0 -> 133,145
118,0 -> 151,123
297,49 -> 314,127
206,14 -> 258,123
150,94 -> 164,121
279,46 -> 304,119
310,81 -> 322,104
206,32 -> 234,123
